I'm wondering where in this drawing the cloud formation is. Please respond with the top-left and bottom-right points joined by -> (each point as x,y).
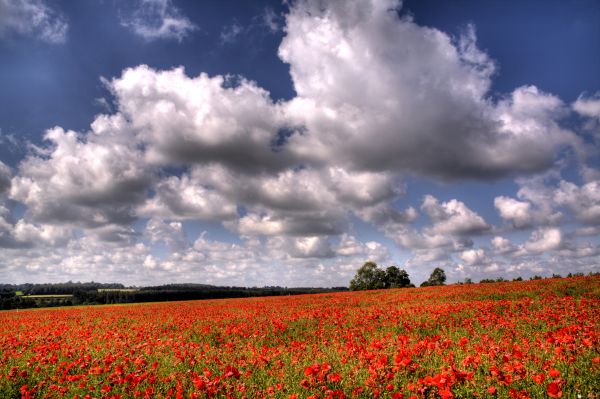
1,0 -> 598,285
10,126 -> 150,232
279,2 -> 578,179
573,94 -> 600,120
120,0 -> 196,42
0,0 -> 67,43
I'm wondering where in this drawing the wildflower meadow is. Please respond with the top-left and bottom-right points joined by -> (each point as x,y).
1,276 -> 598,399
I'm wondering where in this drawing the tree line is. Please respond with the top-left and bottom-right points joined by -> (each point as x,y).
349,262 -> 446,290
348,262 -> 600,291
0,282 -> 348,310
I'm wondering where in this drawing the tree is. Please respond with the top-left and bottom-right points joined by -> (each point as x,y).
349,262 -> 386,291
384,266 -> 411,288
426,267 -> 446,286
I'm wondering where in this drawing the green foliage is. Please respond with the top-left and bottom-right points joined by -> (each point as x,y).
384,266 -> 411,288
427,267 -> 447,286
349,262 -> 384,291
349,262 -> 412,290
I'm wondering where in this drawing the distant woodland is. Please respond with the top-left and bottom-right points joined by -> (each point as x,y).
0,282 -> 348,310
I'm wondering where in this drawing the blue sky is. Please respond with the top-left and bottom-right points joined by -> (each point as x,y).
0,0 -> 599,286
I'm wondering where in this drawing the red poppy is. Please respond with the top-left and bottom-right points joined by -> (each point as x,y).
547,382 -> 562,398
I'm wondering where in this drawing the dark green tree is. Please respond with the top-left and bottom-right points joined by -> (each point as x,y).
384,266 -> 411,288
349,261 -> 386,290
426,267 -> 446,286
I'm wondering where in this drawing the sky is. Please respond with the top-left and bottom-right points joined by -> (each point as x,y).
0,0 -> 599,287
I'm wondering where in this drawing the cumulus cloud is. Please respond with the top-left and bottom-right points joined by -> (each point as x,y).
494,196 -> 533,228
554,180 -> 600,225
0,0 -> 68,43
12,220 -> 72,247
421,195 -> 489,235
279,0 -> 578,180
188,164 -> 401,238
520,227 -> 563,254
494,171 -> 565,230
491,236 -> 515,255
494,195 -> 561,229
138,174 -> 237,221
0,198 -> 73,249
121,0 -> 196,42
144,218 -> 187,252
108,66 -> 288,172
393,228 -> 454,251
459,248 -> 489,266
9,126 -> 151,233
557,241 -> 599,259
268,236 -> 335,259
357,204 -> 418,228
227,211 -> 346,237
362,195 -> 487,268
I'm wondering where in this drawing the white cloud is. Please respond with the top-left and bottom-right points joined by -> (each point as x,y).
491,236 -> 514,255
357,204 -> 418,228
0,0 -> 67,43
121,0 -> 196,42
494,172 -> 564,230
367,195 -> 484,259
421,195 -> 489,235
573,93 -> 600,119
189,164 -> 401,238
328,168 -> 401,208
554,180 -> 600,225
227,211 -> 345,237
9,126 -> 151,232
494,194 -> 562,229
494,196 -> 532,228
268,236 -> 334,259
459,248 -> 488,266
12,220 -> 72,247
144,218 -> 187,252
279,0 -> 579,180
137,174 -> 237,221
557,242 -> 599,259
395,228 -> 454,250
109,65 -> 287,172
521,227 -> 563,254
335,234 -> 367,257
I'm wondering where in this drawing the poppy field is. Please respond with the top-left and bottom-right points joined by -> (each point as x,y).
1,277 -> 599,399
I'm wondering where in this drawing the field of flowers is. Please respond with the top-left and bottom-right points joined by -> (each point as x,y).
1,276 -> 598,399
